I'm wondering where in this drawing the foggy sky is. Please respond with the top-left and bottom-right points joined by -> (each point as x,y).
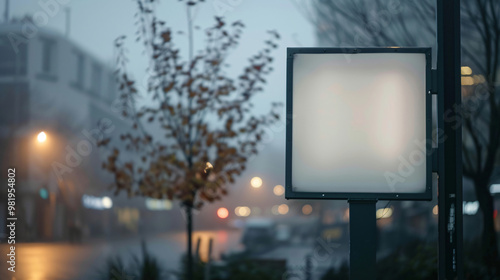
3,0 -> 316,205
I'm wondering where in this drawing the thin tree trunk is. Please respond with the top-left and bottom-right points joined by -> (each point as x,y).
186,205 -> 193,280
475,180 -> 499,276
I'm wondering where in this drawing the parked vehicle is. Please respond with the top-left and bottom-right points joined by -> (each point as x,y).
241,218 -> 277,253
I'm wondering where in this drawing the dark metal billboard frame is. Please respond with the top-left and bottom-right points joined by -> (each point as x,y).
285,47 -> 433,201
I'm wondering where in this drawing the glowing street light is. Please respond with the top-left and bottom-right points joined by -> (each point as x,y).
235,206 -> 251,217
375,207 -> 393,219
217,207 -> 229,219
302,204 -> 313,215
273,185 -> 285,196
37,131 -> 47,143
250,177 -> 262,188
204,162 -> 213,173
101,197 -> 113,209
278,204 -> 289,215
433,205 -> 439,216
461,66 -> 472,75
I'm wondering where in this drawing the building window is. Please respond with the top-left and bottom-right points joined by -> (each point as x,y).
106,73 -> 118,103
91,63 -> 102,96
37,37 -> 57,81
71,51 -> 85,89
0,83 -> 29,127
0,36 -> 27,76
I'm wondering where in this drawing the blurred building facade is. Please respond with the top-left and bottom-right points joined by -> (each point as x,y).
0,20 -> 117,241
0,20 -> 183,242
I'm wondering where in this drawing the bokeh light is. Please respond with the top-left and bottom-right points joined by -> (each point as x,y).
217,207 -> 229,219
250,177 -> 263,188
235,206 -> 251,217
461,66 -> 472,75
37,131 -> 47,143
273,185 -> 285,196
204,162 -> 213,173
39,188 -> 49,200
278,204 -> 289,215
302,204 -> 313,215
376,207 -> 393,219
433,205 -> 438,215
101,197 -> 113,209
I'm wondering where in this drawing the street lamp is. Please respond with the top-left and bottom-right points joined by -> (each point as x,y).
273,185 -> 285,196
250,177 -> 262,188
37,131 -> 47,143
277,204 -> 289,215
217,207 -> 229,219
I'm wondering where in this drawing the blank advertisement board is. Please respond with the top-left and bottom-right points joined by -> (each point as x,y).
285,48 -> 432,200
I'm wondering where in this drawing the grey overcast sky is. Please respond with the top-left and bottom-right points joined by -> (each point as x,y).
3,0 -> 315,134
3,0 -> 315,99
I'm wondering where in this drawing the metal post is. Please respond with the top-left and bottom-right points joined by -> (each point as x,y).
4,0 -> 9,23
204,238 -> 213,280
436,0 -> 463,279
349,199 -> 377,280
65,8 -> 71,38
187,206 -> 193,280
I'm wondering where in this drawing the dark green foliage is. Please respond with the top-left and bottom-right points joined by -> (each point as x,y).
100,256 -> 132,280
464,238 -> 500,280
177,252 -> 285,280
99,241 -> 166,280
321,262 -> 349,280
177,254 -> 206,280
133,241 -> 164,280
376,241 -> 437,280
218,259 -> 284,280
322,240 -> 500,280
320,242 -> 437,280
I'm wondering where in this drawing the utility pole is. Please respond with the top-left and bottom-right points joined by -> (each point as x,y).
65,7 -> 70,37
4,0 -> 10,23
437,0 -> 463,279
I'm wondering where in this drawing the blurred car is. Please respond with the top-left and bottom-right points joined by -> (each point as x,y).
241,218 -> 277,253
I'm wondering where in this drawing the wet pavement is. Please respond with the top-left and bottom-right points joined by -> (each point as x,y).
0,230 -> 348,280
0,230 -> 242,280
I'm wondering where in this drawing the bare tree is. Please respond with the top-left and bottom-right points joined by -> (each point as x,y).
461,0 -> 500,274
98,0 -> 281,278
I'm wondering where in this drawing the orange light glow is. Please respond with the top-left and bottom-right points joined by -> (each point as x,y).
433,205 -> 438,215
302,204 -> 313,215
37,131 -> 47,143
273,185 -> 285,196
278,204 -> 289,215
217,207 -> 229,219
250,177 -> 263,188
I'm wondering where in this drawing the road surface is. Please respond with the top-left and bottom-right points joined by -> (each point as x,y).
0,230 -> 347,280
0,230 -> 242,280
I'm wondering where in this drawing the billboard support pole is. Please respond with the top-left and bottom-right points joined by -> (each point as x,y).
348,199 -> 377,280
436,0 -> 463,279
